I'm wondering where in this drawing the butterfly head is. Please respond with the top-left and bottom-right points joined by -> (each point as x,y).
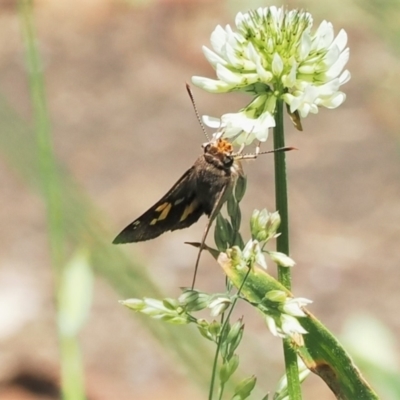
201,136 -> 240,173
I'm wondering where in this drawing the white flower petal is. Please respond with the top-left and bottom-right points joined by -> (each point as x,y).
191,76 -> 234,93
210,25 -> 228,55
272,53 -> 284,76
265,315 -> 279,336
255,250 -> 267,269
313,20 -> 334,49
242,239 -> 255,260
298,29 -> 312,59
318,91 -> 346,109
216,64 -> 245,85
331,28 -> 348,52
283,300 -> 306,317
202,115 -> 223,129
324,45 -> 341,69
325,48 -> 350,79
281,314 -> 308,335
282,60 -> 298,88
253,112 -> 275,141
202,46 -> 227,68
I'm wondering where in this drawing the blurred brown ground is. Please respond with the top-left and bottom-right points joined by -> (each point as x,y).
0,0 -> 399,399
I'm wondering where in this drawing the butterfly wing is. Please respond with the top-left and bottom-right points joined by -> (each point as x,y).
113,167 -> 205,244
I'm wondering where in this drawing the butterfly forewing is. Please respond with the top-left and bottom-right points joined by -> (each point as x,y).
113,167 -> 205,244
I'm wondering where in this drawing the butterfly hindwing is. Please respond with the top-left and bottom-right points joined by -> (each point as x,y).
113,167 -> 205,244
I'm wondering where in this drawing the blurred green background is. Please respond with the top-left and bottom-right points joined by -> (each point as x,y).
0,0 -> 399,399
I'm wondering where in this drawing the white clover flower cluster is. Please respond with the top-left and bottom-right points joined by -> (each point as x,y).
192,6 -> 350,145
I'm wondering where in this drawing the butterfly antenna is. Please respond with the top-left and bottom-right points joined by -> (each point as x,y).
239,146 -> 297,160
258,146 -> 297,155
186,83 -> 210,141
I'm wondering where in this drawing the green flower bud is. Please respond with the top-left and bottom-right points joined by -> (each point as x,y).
268,251 -> 295,268
219,354 -> 240,383
233,376 -> 257,399
265,290 -> 287,303
251,209 -> 282,243
209,296 -> 232,317
179,289 -> 210,312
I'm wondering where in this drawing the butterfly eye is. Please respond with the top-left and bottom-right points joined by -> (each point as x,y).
203,143 -> 211,152
223,155 -> 233,165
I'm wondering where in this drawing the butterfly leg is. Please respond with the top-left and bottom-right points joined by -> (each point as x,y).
190,185 -> 231,289
191,218 -> 214,289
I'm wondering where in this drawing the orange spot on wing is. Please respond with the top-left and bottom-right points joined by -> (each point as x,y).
155,202 -> 169,212
158,203 -> 172,221
180,200 -> 198,222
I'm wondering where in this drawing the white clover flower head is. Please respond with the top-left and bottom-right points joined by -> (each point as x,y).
192,6 -> 350,144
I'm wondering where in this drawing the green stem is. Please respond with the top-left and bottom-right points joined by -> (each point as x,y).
208,269 -> 251,400
18,0 -> 65,279
18,2 -> 85,399
273,99 -> 301,400
273,100 -> 290,289
60,336 -> 86,400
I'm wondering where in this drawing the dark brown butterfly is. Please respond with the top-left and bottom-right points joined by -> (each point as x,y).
113,85 -> 294,287
113,132 -> 293,287
113,136 -> 242,245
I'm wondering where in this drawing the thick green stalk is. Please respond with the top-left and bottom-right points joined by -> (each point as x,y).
273,99 -> 301,399
273,99 -> 291,289
18,2 -> 85,399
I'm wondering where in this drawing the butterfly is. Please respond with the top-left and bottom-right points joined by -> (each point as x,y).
113,135 -> 241,244
113,85 -> 293,287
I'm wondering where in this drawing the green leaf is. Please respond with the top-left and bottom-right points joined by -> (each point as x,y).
233,233 -> 245,249
231,204 -> 242,233
220,260 -> 380,400
235,175 -> 247,203
227,193 -> 238,219
215,213 -> 231,251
